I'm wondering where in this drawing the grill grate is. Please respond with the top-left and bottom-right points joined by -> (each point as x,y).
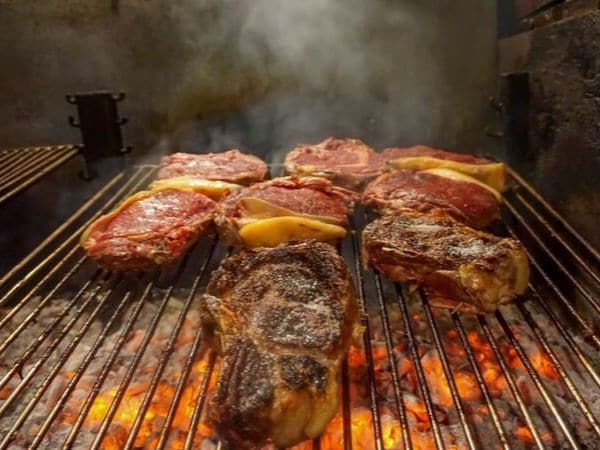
0,146 -> 79,206
0,164 -> 599,449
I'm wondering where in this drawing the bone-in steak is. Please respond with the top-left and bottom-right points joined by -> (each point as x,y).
362,212 -> 529,313
200,241 -> 360,449
81,185 -> 216,270
362,169 -> 501,228
383,145 -> 506,191
216,176 -> 358,248
157,150 -> 268,185
284,137 -> 383,190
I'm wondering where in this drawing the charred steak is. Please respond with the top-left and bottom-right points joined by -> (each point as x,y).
157,150 -> 268,185
200,241 -> 360,449
383,145 -> 506,192
362,168 -> 501,229
284,137 -> 383,190
215,176 -> 358,248
81,181 -> 216,271
362,212 -> 529,313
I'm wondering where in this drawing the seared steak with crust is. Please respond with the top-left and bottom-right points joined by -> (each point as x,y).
157,150 -> 268,185
362,169 -> 500,229
284,137 -> 382,190
200,241 -> 360,449
215,176 -> 358,248
362,212 -> 529,313
383,145 -> 506,191
81,184 -> 216,271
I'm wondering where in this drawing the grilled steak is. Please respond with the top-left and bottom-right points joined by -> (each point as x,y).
383,145 -> 506,191
200,241 -> 360,449
362,168 -> 501,228
157,150 -> 268,185
81,182 -> 216,271
216,176 -> 358,248
284,137 -> 382,190
362,212 -> 529,313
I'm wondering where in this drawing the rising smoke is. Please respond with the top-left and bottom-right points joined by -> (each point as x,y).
161,0 -> 496,161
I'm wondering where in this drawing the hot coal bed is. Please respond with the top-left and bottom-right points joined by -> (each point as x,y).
0,164 -> 599,450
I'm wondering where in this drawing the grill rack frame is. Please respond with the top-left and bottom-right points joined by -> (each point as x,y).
0,164 -> 597,449
0,146 -> 79,207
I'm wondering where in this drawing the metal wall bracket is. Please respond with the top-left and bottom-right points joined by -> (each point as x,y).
66,91 -> 131,180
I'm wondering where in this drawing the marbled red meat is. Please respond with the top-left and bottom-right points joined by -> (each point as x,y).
157,150 -> 268,185
362,169 -> 500,229
382,145 -> 491,165
215,176 -> 358,247
81,188 -> 216,270
284,137 -> 383,190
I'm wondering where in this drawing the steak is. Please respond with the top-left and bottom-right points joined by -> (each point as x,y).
81,183 -> 216,271
215,176 -> 358,248
362,168 -> 501,229
383,145 -> 506,191
284,137 -> 383,190
200,241 -> 360,449
362,212 -> 530,313
157,150 -> 269,185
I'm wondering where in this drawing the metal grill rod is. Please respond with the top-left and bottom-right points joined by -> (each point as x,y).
0,148 -> 41,178
372,273 -> 413,450
0,149 -> 30,168
504,222 -> 600,349
507,167 -> 600,263
516,302 -> 600,436
123,239 -> 218,450
418,291 -> 477,449
504,201 -> 600,313
0,172 -> 124,291
450,313 -> 511,449
397,285 -> 445,450
0,167 -> 154,307
494,312 -> 580,449
29,280 -> 152,450
0,148 -> 78,206
477,316 -> 546,450
0,274 -> 122,450
527,285 -> 600,387
349,233 -> 385,450
0,147 -> 69,186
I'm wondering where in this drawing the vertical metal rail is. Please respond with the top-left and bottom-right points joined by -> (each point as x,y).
0,166 -> 154,305
0,171 -> 124,292
0,275 -> 123,450
516,303 -> 600,436
506,166 -> 600,263
29,280 -> 154,449
396,285 -> 445,450
341,359 -> 353,450
503,201 -> 600,313
371,272 -> 413,448
349,231 -> 385,450
494,312 -> 581,449
183,351 -> 217,450
526,285 -> 600,387
503,222 -> 600,349
122,239 -> 218,449
0,148 -> 79,206
417,291 -> 477,449
451,313 -> 511,449
477,316 -> 546,450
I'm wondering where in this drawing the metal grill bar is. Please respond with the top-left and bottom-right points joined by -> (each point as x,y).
418,291 -> 477,449
0,146 -> 78,206
477,316 -> 547,450
451,313 -> 511,449
494,312 -> 579,449
397,285 -> 445,450
372,273 -> 412,450
0,164 -> 598,450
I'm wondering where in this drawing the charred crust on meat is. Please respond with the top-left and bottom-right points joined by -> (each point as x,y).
279,355 -> 328,393
209,337 -> 274,445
